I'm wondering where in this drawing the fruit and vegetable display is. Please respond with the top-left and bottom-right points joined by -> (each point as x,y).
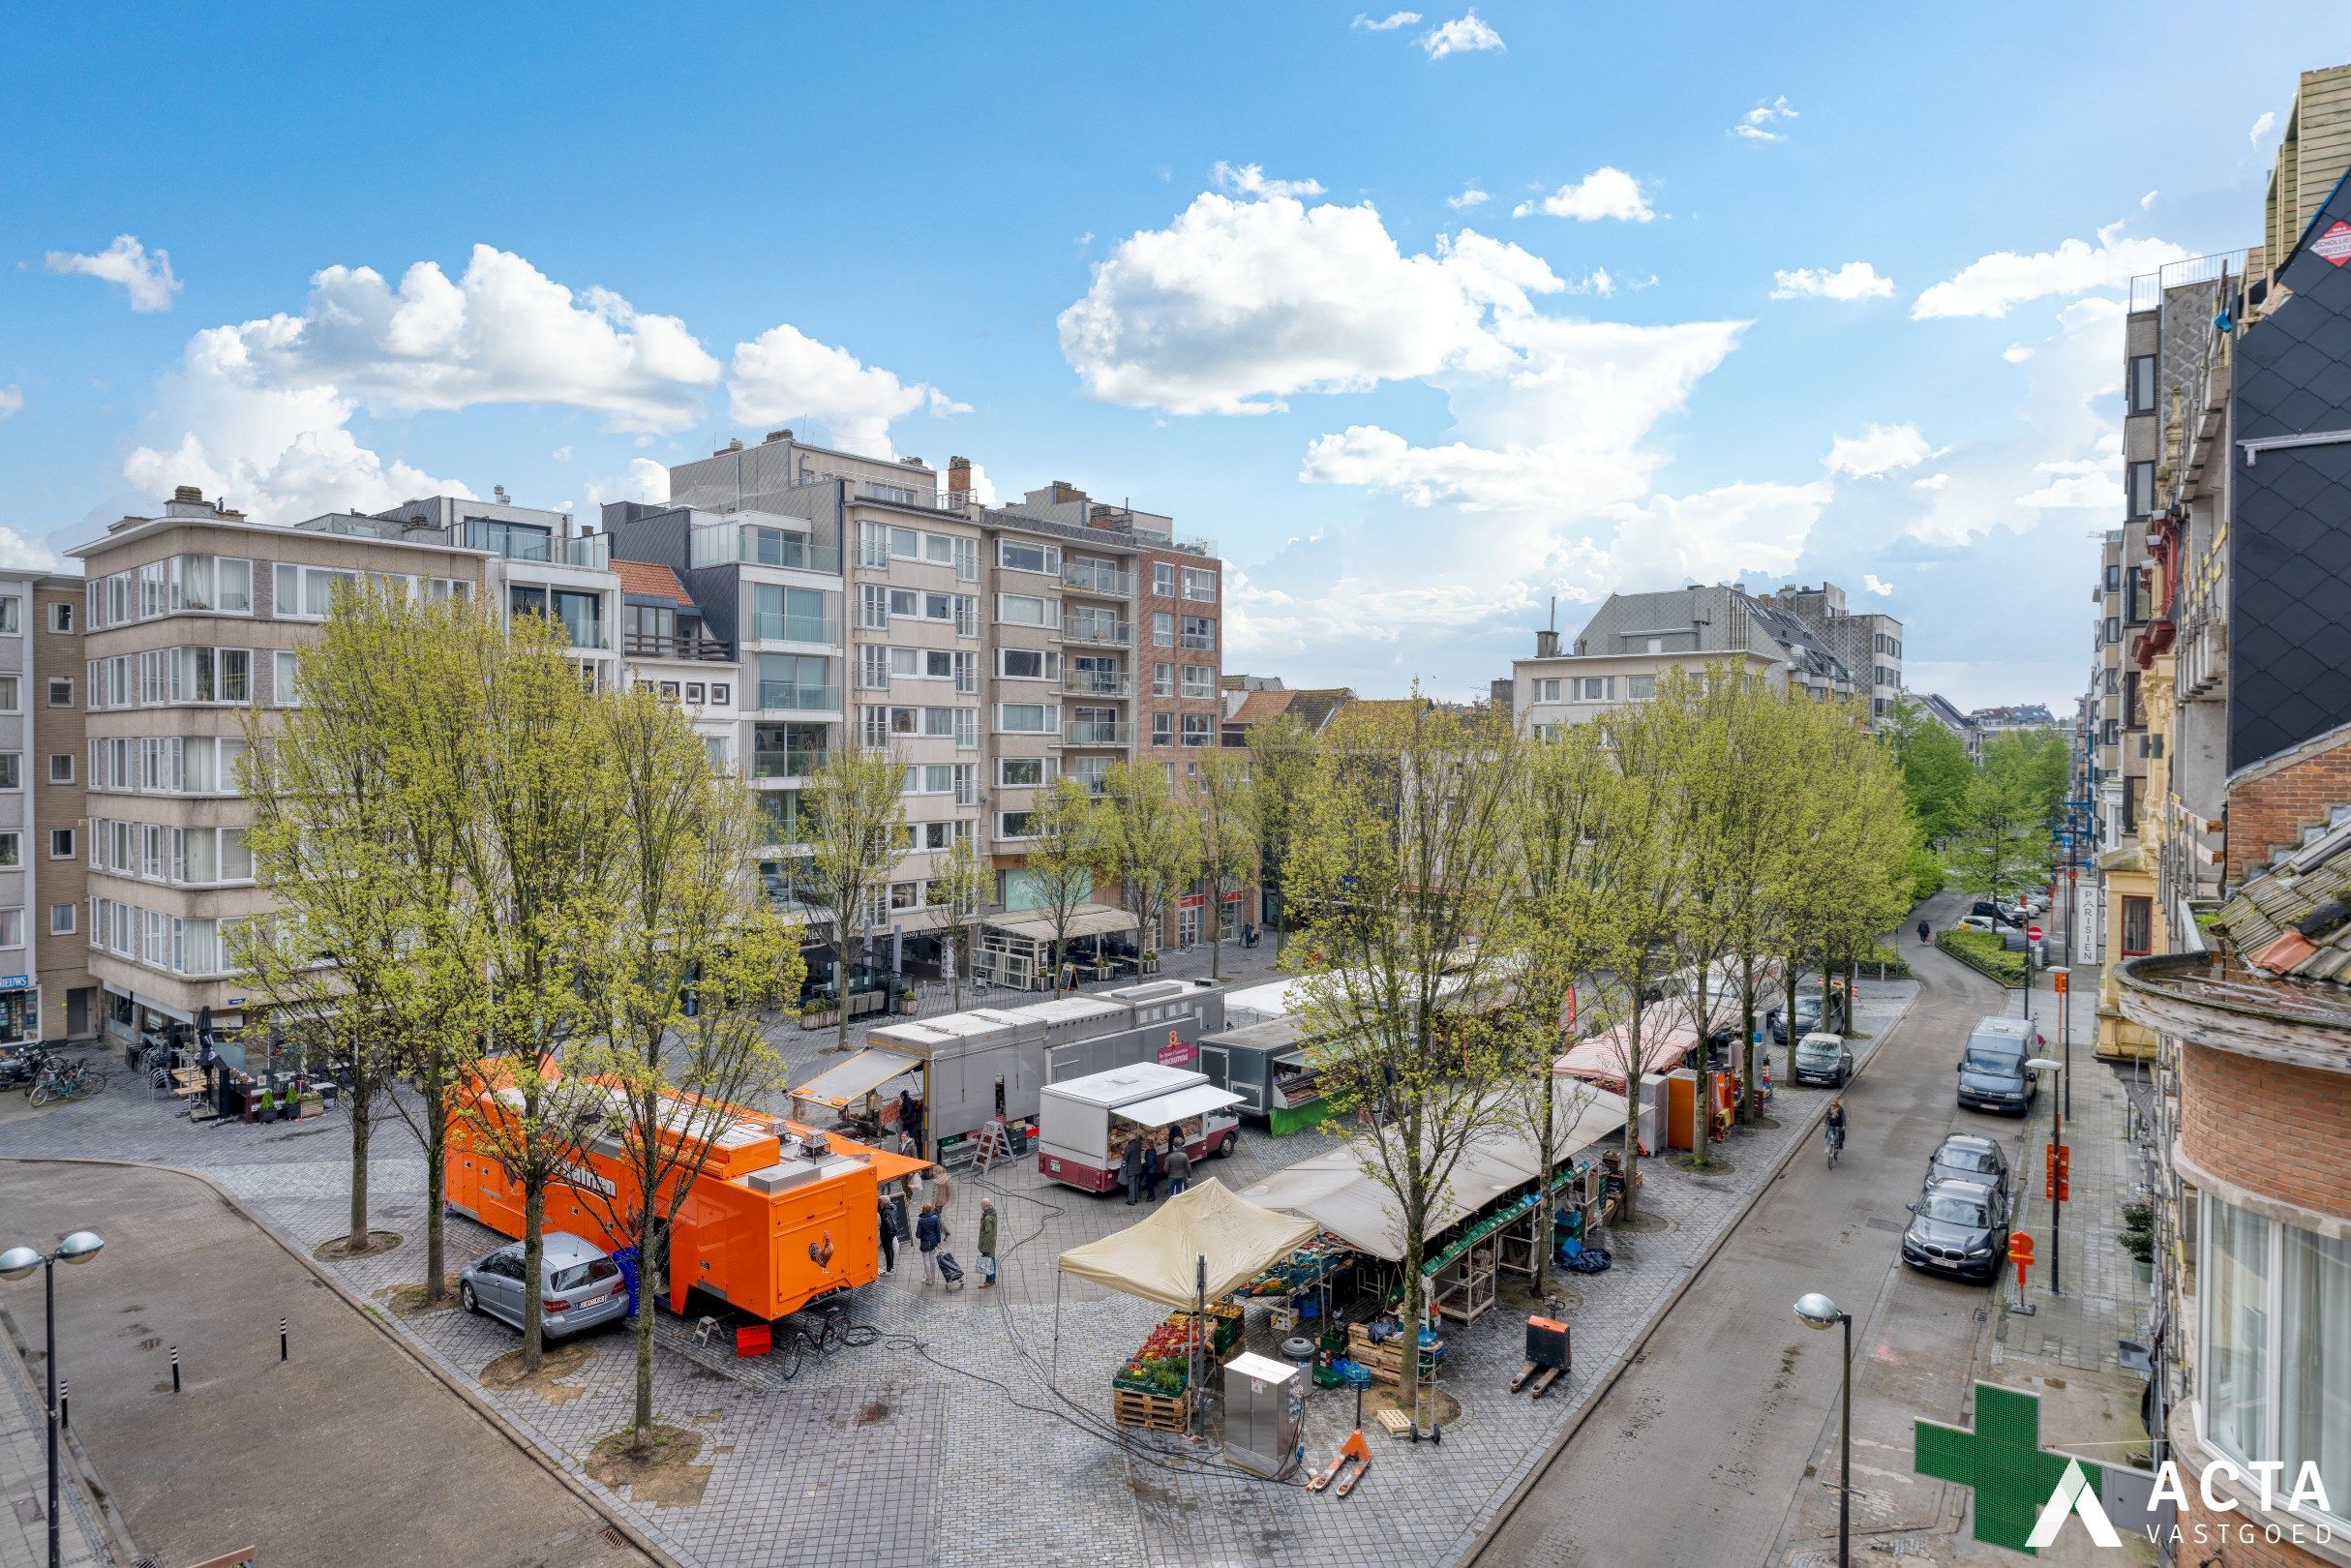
1234,1235 -> 1350,1298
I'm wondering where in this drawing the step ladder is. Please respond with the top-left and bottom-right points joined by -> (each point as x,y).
974,1117 -> 1013,1176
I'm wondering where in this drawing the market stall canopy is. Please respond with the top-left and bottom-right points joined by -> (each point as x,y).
1556,1011 -> 1697,1092
1236,1087 -> 1626,1261
981,903 -> 1140,943
1119,1082 -> 1243,1127
786,1048 -> 922,1113
1057,1177 -> 1318,1307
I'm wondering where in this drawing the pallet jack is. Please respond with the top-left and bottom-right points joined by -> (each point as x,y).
1308,1365 -> 1375,1496
1509,1313 -> 1571,1400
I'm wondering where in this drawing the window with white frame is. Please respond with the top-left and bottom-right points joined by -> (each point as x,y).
0,676 -> 16,711
0,833 -> 15,867
1627,674 -> 1657,700
1152,562 -> 1176,596
0,598 -> 17,635
858,645 -> 890,689
996,810 -> 1037,840
996,703 -> 1057,734
1152,613 -> 1174,647
1533,678 -> 1562,702
1182,567 -> 1217,602
47,678 -> 72,709
996,593 -> 1051,626
859,585 -> 890,629
48,601 -> 73,634
1153,712 -> 1174,746
49,829 -> 73,860
0,909 -> 19,949
47,754 -> 72,784
1575,677 -> 1613,701
1181,665 -> 1215,700
998,756 -> 1049,787
49,904 -> 75,936
0,756 -> 17,791
999,539 -> 1060,575
999,648 -> 1055,680
1181,714 -> 1212,747
1181,616 -> 1216,650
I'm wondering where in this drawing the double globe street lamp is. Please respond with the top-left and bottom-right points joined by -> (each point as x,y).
1,1231 -> 105,1568
1794,1290 -> 1853,1568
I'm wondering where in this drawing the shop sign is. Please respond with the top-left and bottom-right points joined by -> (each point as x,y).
1179,893 -> 1205,909
0,975 -> 26,990
1156,1029 -> 1195,1068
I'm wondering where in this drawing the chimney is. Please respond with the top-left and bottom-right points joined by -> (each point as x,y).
493,484 -> 509,504
948,455 -> 973,498
173,485 -> 205,505
719,437 -> 744,455
766,429 -> 793,444
1535,629 -> 1561,658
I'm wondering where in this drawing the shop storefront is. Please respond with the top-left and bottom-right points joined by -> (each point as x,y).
0,975 -> 39,1046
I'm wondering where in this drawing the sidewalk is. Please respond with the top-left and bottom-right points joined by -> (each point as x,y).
0,1305 -> 112,1568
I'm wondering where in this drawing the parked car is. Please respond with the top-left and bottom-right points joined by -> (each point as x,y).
1768,985 -> 1849,1045
1791,1032 -> 1854,1087
1925,1132 -> 2012,1210
1955,1016 -> 2039,1115
1998,928 -> 2050,966
460,1233 -> 628,1341
1901,1178 -> 2010,1282
1967,902 -> 2022,929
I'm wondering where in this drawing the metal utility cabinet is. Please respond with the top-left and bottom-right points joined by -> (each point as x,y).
1222,1351 -> 1306,1478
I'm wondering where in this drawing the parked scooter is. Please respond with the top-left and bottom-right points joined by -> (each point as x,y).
0,1044 -> 56,1092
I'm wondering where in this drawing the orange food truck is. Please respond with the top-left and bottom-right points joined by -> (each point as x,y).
445,1074 -> 929,1320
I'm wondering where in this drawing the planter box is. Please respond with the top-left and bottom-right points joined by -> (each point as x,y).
800,1009 -> 839,1030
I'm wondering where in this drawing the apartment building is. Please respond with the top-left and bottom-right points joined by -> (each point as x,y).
70,488 -> 489,1065
30,574 -> 91,1042
1759,582 -> 1903,723
1509,584 -> 1856,737
0,571 -> 42,1045
2093,61 -> 2351,1566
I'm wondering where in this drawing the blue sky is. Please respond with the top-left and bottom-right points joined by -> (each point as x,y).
5,3 -> 2347,709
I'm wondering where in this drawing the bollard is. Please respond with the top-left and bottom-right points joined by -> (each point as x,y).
170,1345 -> 180,1393
59,1377 -> 67,1430
280,1316 -> 288,1362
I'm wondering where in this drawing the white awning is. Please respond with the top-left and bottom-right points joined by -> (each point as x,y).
981,903 -> 1139,944
1119,1083 -> 1244,1127
788,1049 -> 921,1110
1057,1178 -> 1317,1307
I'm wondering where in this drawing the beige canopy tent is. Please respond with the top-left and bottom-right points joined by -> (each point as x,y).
1056,1176 -> 1318,1307
1235,1088 -> 1626,1261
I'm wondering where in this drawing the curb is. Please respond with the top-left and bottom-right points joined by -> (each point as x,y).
0,1300 -> 145,1568
0,1155 -> 689,1568
1453,973 -> 1926,1567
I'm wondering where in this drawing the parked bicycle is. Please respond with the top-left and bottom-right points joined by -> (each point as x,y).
28,1057 -> 107,1106
1,1045 -> 59,1093
774,1303 -> 849,1381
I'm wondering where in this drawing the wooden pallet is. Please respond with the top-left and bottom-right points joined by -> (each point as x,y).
1111,1388 -> 1192,1432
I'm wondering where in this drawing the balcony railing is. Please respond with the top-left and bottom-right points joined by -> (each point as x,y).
1061,619 -> 1132,647
691,520 -> 842,574
749,614 -> 840,645
1062,669 -> 1133,697
446,522 -> 614,567
753,746 -> 829,780
1064,720 -> 1132,746
1061,562 -> 1134,596
756,682 -> 842,713
624,632 -> 733,662
851,479 -> 963,514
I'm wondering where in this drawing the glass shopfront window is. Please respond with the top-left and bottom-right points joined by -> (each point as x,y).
2201,1192 -> 2350,1528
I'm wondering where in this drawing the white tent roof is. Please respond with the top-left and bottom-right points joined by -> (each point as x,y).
1236,1089 -> 1626,1261
1121,1083 -> 1244,1127
982,903 -> 1139,943
1056,1177 -> 1319,1307
787,1048 -> 921,1111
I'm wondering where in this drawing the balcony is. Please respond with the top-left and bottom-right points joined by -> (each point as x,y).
691,520 -> 842,574
1061,618 -> 1132,647
753,746 -> 829,781
1062,669 -> 1134,697
1061,561 -> 1133,597
748,613 -> 840,646
755,681 -> 842,713
1064,720 -> 1132,747
446,522 -> 613,568
624,632 -> 733,662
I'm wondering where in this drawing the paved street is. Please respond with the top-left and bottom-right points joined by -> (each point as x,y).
0,951 -> 1915,1568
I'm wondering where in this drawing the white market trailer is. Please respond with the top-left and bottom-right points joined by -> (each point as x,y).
1037,1062 -> 1243,1194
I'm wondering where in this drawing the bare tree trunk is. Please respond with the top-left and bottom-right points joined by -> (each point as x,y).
1738,954 -> 1760,1124
522,1182 -> 547,1373
1784,960 -> 1801,1084
633,1201 -> 659,1455
423,1082 -> 448,1302
347,1069 -> 373,1253
834,940 -> 852,1055
1533,1066 -> 1556,1302
1688,974 -> 1712,1168
1209,885 -> 1222,981
1618,1003 -> 1643,1221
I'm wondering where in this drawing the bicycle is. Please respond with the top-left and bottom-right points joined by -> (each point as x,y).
29,1059 -> 107,1106
772,1303 -> 848,1381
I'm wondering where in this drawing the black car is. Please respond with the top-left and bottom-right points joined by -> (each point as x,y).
1901,1179 -> 2009,1282
1967,901 -> 2022,930
1768,988 -> 1848,1046
1925,1133 -> 2011,1210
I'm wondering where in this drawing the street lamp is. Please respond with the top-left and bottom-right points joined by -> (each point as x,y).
2027,1057 -> 2065,1297
0,1230 -> 105,1568
1794,1291 -> 1853,1568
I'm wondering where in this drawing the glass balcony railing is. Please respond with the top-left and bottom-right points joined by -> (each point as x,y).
756,682 -> 842,713
1062,669 -> 1133,697
1061,562 -> 1133,596
448,521 -> 613,567
690,520 -> 842,574
1063,720 -> 1132,746
749,614 -> 840,645
1060,619 -> 1131,647
753,747 -> 829,780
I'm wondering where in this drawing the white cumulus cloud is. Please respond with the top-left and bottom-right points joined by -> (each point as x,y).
1862,573 -> 1894,597
1419,11 -> 1503,58
1213,162 -> 1326,200
2016,455 -> 2117,509
1912,472 -> 1950,491
1770,262 -> 1893,301
1912,222 -> 2185,319
2249,110 -> 2276,144
584,457 -> 671,509
1352,10 -> 1421,28
1447,185 -> 1491,209
1824,423 -> 1931,478
1730,96 -> 1799,142
1512,167 -> 1655,223
45,234 -> 183,312
728,322 -> 964,458
2140,189 -> 2159,211
2002,344 -> 2035,363
0,385 -> 20,419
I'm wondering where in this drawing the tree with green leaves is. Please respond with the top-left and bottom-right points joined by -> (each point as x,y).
1190,749 -> 1259,980
1947,773 -> 2053,906
1882,695 -> 1974,845
932,831 -> 991,1014
1285,702 -> 1524,1406
565,686 -> 798,1456
1092,760 -> 1190,964
1023,775 -> 1103,996
1979,728 -> 2069,829
802,745 -> 908,1051
1245,712 -> 1321,945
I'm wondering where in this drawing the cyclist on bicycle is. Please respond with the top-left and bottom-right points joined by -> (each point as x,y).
1824,1098 -> 1848,1158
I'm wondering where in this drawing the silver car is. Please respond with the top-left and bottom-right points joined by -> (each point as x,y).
459,1232 -> 628,1341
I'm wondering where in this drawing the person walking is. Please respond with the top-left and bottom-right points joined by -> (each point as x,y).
930,1161 -> 953,1216
916,1203 -> 943,1285
1164,1131 -> 1191,1198
977,1197 -> 999,1289
1121,1133 -> 1143,1206
1143,1134 -> 1163,1202
888,1187 -> 911,1256
877,1196 -> 898,1275
1917,919 -> 1931,945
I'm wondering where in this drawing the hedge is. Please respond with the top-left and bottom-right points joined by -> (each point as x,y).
1862,945 -> 1914,980
1937,926 -> 2025,987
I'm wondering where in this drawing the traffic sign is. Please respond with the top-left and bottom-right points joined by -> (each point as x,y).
2044,1143 -> 2070,1201
2008,1231 -> 2035,1291
2027,924 -> 2044,943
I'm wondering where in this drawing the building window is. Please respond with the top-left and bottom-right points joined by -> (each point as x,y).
1576,677 -> 1613,702
1627,675 -> 1656,700
1181,714 -> 1212,747
1153,663 -> 1174,699
998,757 -> 1048,787
2127,354 -> 2156,415
47,601 -> 72,634
0,834 -> 15,867
996,811 -> 1036,840
1181,665 -> 1215,700
46,754 -> 72,785
995,703 -> 1056,734
1153,562 -> 1176,596
999,648 -> 1052,680
48,904 -> 75,936
46,678 -> 72,709
2127,461 -> 2155,518
1152,613 -> 1174,648
1182,567 -> 1217,602
2120,894 -> 2152,957
0,599 -> 16,636
996,593 -> 1051,626
999,539 -> 1060,575
0,909 -> 19,949
49,829 -> 73,860
1532,678 -> 1561,703
0,677 -> 16,712
1153,712 -> 1174,747
0,756 -> 17,792
1180,616 -> 1216,650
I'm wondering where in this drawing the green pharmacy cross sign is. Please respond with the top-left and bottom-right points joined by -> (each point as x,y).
1916,1383 -> 2102,1553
